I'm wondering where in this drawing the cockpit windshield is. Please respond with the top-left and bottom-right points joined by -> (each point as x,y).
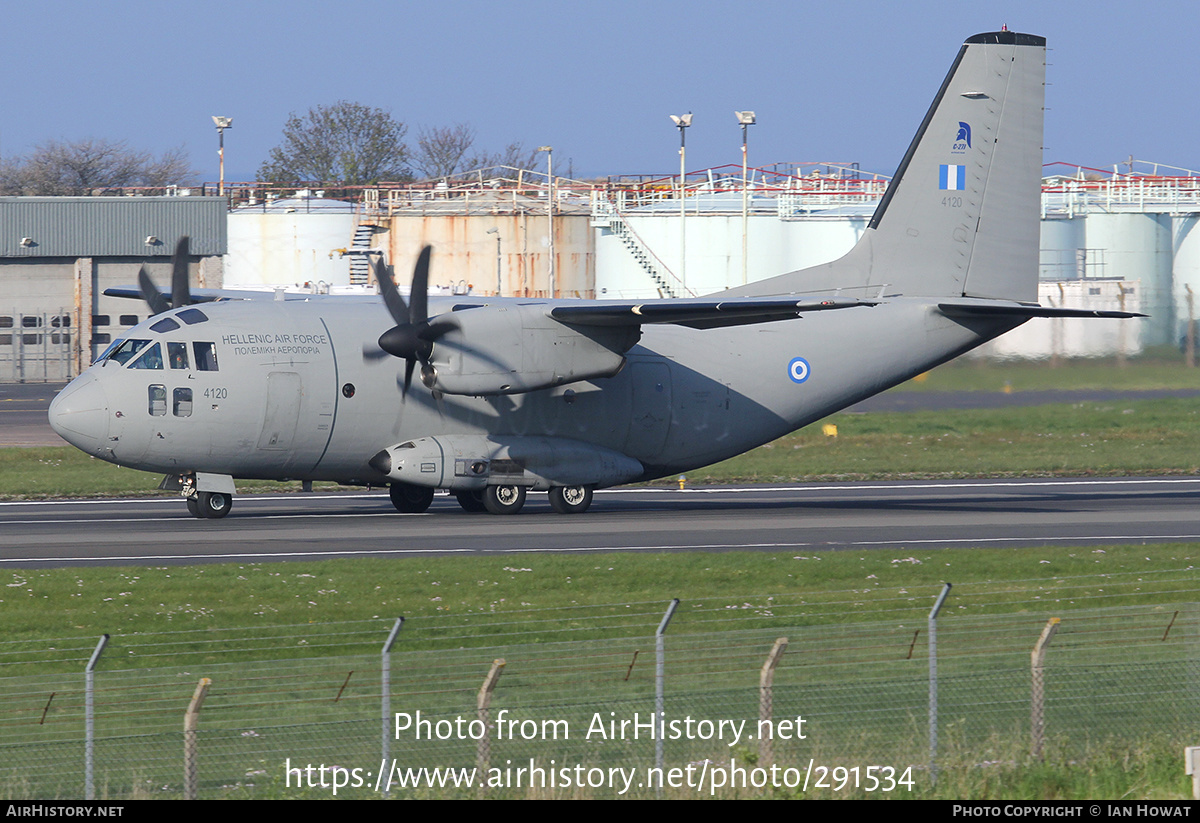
104,338 -> 151,366
128,342 -> 163,370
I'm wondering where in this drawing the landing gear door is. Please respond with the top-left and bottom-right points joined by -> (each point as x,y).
624,360 -> 672,460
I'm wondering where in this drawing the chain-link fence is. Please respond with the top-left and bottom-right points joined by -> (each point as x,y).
2,597 -> 1197,799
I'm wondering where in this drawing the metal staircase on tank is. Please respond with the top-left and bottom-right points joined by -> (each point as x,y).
591,200 -> 682,298
348,224 -> 375,286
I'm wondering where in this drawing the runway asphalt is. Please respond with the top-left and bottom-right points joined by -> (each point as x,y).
5,478 -> 1200,568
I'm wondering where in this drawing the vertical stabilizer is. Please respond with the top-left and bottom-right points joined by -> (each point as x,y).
732,31 -> 1046,301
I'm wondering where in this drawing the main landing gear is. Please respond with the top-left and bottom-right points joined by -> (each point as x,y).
468,484 -> 594,515
389,482 -> 435,514
388,483 -> 596,516
187,491 -> 233,519
548,485 -> 593,514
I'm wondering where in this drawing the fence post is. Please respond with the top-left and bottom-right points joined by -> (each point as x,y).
476,658 -> 506,784
928,583 -> 951,785
655,598 -> 680,795
83,635 -> 109,801
183,678 -> 212,800
1031,617 -> 1061,758
380,617 -> 404,795
758,638 -> 788,766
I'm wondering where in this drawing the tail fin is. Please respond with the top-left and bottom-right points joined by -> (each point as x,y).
735,31 -> 1046,302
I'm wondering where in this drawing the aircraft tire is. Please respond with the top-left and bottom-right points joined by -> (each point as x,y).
483,484 -> 526,515
186,496 -> 200,517
455,490 -> 488,513
389,483 -> 435,514
548,485 -> 593,514
197,491 -> 232,519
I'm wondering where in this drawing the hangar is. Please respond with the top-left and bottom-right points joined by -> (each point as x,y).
0,197 -> 225,380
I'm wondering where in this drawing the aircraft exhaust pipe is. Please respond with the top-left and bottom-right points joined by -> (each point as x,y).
368,449 -> 392,475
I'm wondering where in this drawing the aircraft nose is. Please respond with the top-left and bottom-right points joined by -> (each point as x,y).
48,374 -> 109,454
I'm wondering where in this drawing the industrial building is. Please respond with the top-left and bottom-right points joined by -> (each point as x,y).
3,162 -> 1197,381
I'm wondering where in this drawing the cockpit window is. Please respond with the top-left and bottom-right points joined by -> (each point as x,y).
106,338 -> 149,366
168,341 -> 189,369
150,317 -> 180,333
193,341 -> 219,371
178,308 -> 209,325
96,337 -> 125,363
128,342 -> 163,370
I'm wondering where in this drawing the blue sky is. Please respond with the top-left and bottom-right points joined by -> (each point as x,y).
3,0 -> 1194,182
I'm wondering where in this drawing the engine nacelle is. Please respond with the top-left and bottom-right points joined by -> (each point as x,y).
368,434 -> 645,491
425,304 -> 639,395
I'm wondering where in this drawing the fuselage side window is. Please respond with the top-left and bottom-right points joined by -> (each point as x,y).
193,342 -> 218,371
173,387 -> 193,417
128,342 -> 163,370
148,384 -> 166,416
168,341 -> 189,370
106,338 -> 148,366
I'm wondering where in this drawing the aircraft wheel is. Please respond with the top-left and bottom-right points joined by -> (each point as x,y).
186,496 -> 200,518
549,485 -> 593,514
455,490 -> 487,513
483,484 -> 526,515
196,491 -> 232,519
389,483 -> 434,514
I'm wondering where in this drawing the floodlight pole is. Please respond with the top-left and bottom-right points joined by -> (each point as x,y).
670,114 -> 692,295
212,116 -> 233,198
736,111 -> 756,286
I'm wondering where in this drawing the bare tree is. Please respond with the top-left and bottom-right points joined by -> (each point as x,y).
411,123 -> 477,178
467,141 -> 542,173
0,138 -> 197,195
410,123 -> 543,180
257,101 -> 409,184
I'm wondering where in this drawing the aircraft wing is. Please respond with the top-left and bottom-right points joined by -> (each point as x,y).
103,286 -> 295,303
937,299 -> 1146,320
550,297 -> 877,330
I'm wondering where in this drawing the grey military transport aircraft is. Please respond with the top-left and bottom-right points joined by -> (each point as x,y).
48,31 -> 1138,519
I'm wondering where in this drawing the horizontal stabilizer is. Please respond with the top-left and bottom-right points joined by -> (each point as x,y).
551,297 -> 876,329
105,286 -> 266,303
938,299 -> 1146,320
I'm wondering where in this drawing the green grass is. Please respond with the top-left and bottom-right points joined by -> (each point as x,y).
894,347 -> 1200,393
3,543 -> 1197,662
690,397 -> 1200,482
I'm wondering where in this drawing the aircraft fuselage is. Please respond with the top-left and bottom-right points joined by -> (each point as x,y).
50,295 -> 1017,486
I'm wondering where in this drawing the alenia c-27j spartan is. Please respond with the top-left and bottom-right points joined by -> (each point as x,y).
49,31 -> 1138,518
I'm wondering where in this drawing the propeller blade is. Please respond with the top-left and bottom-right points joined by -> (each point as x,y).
403,358 -> 416,397
137,266 -> 171,315
170,236 -> 191,309
419,316 -> 459,342
373,254 -> 409,326
410,245 -> 431,325
361,341 -> 391,362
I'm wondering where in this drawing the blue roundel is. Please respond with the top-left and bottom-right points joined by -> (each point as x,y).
788,357 -> 810,384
